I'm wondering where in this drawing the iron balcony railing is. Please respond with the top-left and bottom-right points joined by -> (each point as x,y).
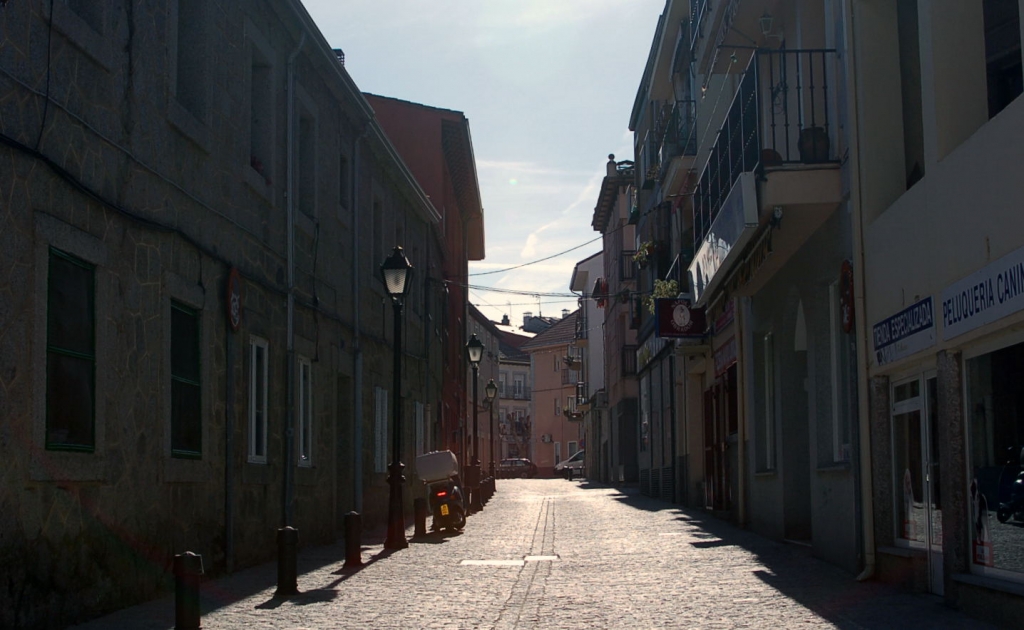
503,385 -> 530,400
693,48 -> 839,251
659,99 -> 697,168
561,369 -> 580,386
575,313 -> 588,341
690,0 -> 708,56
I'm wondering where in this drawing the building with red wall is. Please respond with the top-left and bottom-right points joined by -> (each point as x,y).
364,94 -> 485,460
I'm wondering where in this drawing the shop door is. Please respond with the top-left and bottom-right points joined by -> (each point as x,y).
892,375 -> 942,595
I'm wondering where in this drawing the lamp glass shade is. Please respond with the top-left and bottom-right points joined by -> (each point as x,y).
759,12 -> 773,37
380,246 -> 413,297
485,379 -> 498,401
466,334 -> 484,365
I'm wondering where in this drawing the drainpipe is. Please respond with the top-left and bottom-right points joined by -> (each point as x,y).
284,32 -> 306,527
736,297 -> 748,527
352,124 -> 368,512
844,2 -> 875,582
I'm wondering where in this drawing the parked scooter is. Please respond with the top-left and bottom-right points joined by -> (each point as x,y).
996,445 -> 1024,524
426,476 -> 466,532
415,450 -> 467,533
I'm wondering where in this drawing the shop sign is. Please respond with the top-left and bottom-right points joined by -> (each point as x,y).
713,336 -> 737,377
687,173 -> 758,305
941,244 -> 1024,340
656,299 -> 706,338
872,297 -> 935,366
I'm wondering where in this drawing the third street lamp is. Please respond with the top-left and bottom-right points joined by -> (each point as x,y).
466,334 -> 484,512
485,378 -> 498,481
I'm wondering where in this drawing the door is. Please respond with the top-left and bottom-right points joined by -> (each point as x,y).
892,374 -> 942,595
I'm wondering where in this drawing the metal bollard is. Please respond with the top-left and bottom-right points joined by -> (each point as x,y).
275,526 -> 298,597
414,498 -> 427,537
174,551 -> 203,630
344,512 -> 362,568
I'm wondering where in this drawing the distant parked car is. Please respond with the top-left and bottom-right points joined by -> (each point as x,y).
497,458 -> 538,479
555,450 -> 585,479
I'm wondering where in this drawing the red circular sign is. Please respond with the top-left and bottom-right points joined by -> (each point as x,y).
226,267 -> 243,331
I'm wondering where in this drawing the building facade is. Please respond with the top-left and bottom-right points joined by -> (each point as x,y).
0,1 -> 481,626
570,252 -> 606,481
522,314 -> 583,477
590,156 -> 641,485
496,319 -> 534,462
627,0 -> 860,573
853,0 -> 1024,623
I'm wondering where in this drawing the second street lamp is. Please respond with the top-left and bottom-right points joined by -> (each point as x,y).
466,334 -> 484,512
381,246 -> 412,550
485,379 -> 498,481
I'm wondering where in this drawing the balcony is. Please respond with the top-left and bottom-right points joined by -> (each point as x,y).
658,99 -> 697,190
561,369 -> 580,386
503,385 -> 530,401
575,312 -> 589,346
689,48 -> 843,305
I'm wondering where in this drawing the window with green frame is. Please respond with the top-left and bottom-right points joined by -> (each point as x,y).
171,301 -> 201,457
46,248 -> 96,451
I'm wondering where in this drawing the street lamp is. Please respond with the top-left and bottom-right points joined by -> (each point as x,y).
466,334 -> 484,512
381,246 -> 412,550
485,379 -> 498,480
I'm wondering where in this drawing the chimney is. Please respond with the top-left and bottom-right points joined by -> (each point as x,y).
501,314 -> 510,326
333,48 -> 345,66
562,309 -> 570,319
523,312 -> 532,327
606,153 -> 617,176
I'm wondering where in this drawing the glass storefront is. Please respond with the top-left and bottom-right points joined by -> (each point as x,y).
967,340 -> 1024,575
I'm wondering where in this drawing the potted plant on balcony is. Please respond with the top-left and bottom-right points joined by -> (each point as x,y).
633,241 -> 658,269
645,278 -> 679,314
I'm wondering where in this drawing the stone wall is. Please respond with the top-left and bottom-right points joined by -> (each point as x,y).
0,0 -> 446,627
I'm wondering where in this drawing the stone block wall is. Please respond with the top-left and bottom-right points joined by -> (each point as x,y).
0,0 -> 447,626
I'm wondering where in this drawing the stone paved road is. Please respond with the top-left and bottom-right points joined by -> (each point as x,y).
74,480 -> 999,629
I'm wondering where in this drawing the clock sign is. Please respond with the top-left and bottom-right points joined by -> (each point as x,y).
656,298 -> 706,338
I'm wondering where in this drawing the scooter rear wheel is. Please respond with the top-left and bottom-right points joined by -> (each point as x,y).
997,507 -> 1012,523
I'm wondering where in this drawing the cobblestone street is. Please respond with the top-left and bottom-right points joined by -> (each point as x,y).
74,480 -> 997,629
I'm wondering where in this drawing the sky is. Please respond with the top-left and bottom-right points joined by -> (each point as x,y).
300,0 -> 665,328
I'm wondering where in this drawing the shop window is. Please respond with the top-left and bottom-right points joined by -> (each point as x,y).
171,302 -> 201,458
967,342 -> 1024,573
46,248 -> 96,451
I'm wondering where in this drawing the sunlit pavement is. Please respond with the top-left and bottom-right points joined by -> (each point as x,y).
73,479 -> 997,629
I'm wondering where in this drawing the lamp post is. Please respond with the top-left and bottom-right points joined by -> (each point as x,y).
485,379 -> 498,480
381,246 -> 412,550
465,334 -> 484,512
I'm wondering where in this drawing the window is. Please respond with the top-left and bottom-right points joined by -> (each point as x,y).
45,248 -> 95,451
897,0 -> 924,187
248,337 -> 269,463
553,355 -> 560,372
827,282 -> 854,463
374,386 -> 388,473
568,440 -> 578,457
967,343 -> 1024,573
171,302 -> 201,457
249,43 -> 272,185
67,0 -> 103,33
297,111 -> 317,218
554,396 -> 560,415
499,373 -> 507,397
513,375 -> 524,398
174,0 -> 207,120
554,441 -> 562,465
373,199 -> 383,270
297,356 -> 312,467
339,153 -> 350,209
984,0 -> 1023,119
